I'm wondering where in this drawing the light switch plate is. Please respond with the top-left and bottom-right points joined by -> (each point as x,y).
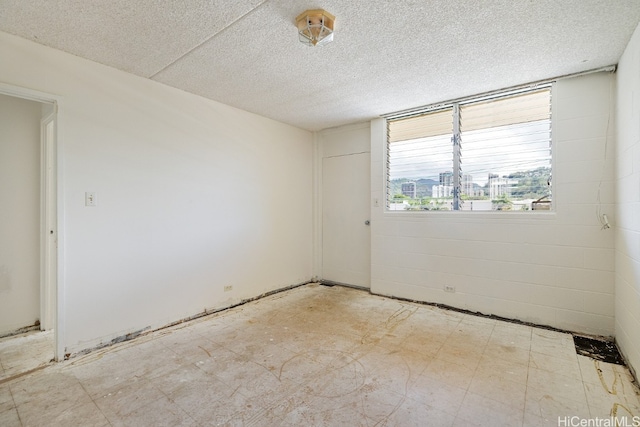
85,192 -> 97,207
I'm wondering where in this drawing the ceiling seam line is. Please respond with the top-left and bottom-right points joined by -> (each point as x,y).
148,0 -> 270,79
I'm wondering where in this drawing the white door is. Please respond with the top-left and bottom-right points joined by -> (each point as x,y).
322,152 -> 371,288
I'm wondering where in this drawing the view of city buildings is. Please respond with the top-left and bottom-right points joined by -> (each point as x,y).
390,167 -> 551,211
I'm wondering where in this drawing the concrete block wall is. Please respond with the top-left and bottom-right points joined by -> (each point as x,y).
370,72 -> 616,336
615,22 -> 640,375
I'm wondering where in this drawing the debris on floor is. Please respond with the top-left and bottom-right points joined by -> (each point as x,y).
573,335 -> 625,365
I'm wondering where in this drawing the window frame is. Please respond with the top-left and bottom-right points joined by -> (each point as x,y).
385,83 -> 555,214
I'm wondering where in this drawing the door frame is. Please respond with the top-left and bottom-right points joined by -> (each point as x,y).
40,113 -> 56,331
315,122 -> 372,288
321,152 -> 371,287
0,83 -> 65,361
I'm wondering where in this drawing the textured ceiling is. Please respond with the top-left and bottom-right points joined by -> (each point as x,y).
1,1 -> 639,131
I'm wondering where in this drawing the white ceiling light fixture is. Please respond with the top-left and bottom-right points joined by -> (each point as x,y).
296,9 -> 335,47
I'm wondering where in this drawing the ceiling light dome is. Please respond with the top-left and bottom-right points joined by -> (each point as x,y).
296,9 -> 335,47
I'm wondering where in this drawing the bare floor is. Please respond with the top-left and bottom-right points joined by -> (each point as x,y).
0,330 -> 53,382
1,284 -> 639,426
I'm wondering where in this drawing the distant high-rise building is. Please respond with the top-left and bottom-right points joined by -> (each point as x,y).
433,172 -> 479,198
461,174 -> 474,196
432,184 -> 453,198
432,171 -> 456,198
488,173 -> 516,199
439,171 -> 453,187
401,182 -> 417,198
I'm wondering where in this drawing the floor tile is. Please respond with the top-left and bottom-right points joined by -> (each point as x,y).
262,390 -> 338,425
110,395 -> 195,427
9,370 -> 86,408
488,324 -> 532,350
375,398 -> 456,427
482,341 -> 531,366
0,384 -> 13,413
184,387 -> 266,426
20,400 -> 109,427
468,370 -> 527,411
436,341 -> 484,371
0,331 -> 54,383
456,391 -> 525,427
0,284 -> 638,427
94,377 -> 165,422
527,365 -> 587,405
0,406 -> 21,427
525,385 -> 591,423
407,374 -> 467,417
421,357 -> 476,390
475,354 -> 529,384
583,375 -> 640,419
353,383 -> 408,422
14,386 -> 95,426
67,351 -> 143,399
400,329 -> 448,356
529,351 -> 582,381
530,329 -> 576,361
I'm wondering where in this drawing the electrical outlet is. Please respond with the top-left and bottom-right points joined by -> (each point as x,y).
444,285 -> 455,293
224,285 -> 233,292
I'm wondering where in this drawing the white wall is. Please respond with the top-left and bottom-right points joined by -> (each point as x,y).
615,22 -> 640,376
0,94 -> 41,335
370,72 -> 616,336
0,31 -> 313,354
318,123 -> 371,159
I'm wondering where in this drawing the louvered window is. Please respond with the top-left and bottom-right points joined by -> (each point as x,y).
387,85 -> 552,211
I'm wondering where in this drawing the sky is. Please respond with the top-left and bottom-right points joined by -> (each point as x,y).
388,120 -> 551,187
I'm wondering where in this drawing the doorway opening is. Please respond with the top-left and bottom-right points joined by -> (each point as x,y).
0,87 -> 59,379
